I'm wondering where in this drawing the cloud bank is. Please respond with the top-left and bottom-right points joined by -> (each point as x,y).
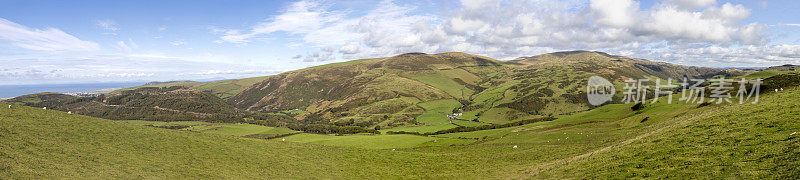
216,0 -> 798,66
0,18 -> 100,51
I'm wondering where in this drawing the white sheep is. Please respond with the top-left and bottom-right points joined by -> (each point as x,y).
67,111 -> 72,114
43,107 -> 46,110
282,138 -> 285,142
7,105 -> 11,109
513,145 -> 518,149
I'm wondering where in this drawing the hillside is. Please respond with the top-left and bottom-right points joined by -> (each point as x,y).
3,51 -> 746,135
144,80 -> 200,86
765,64 -> 800,71
4,86 -> 242,122
0,102 -> 452,178
2,77 -> 797,178
744,64 -> 800,79
228,51 -> 739,133
116,76 -> 269,100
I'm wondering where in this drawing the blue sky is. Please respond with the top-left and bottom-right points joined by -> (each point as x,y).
0,0 -> 798,85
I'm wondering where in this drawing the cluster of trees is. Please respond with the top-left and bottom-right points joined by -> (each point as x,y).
631,102 -> 645,111
107,86 -> 237,114
762,74 -> 800,90
387,117 -> 556,136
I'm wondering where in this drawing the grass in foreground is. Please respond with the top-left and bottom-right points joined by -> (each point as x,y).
0,103 -> 473,178
281,133 -> 474,149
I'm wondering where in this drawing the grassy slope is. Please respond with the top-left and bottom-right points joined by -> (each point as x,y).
281,133 -> 474,149
534,89 -> 800,179
184,123 -> 298,136
115,76 -> 268,99
743,70 -> 799,79
96,51 -> 733,133
0,103 -> 470,178
123,120 -> 298,137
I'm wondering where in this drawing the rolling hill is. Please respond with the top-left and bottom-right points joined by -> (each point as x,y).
225,51 -> 740,133
2,75 -> 797,178
3,86 -> 243,122
4,51 -> 746,135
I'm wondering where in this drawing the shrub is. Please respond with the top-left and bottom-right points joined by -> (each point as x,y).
631,102 -> 645,111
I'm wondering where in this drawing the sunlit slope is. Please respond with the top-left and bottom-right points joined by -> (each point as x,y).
229,51 -> 737,133
114,76 -> 269,100
4,87 -> 242,122
18,51 -> 739,134
0,104 -> 466,178
526,89 -> 800,178
230,52 -> 504,130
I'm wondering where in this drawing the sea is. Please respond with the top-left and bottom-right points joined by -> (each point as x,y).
0,82 -> 146,99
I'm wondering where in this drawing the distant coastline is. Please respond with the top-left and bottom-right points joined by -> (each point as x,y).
0,82 -> 146,99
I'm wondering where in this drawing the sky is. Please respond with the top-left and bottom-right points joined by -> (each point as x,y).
0,0 -> 798,85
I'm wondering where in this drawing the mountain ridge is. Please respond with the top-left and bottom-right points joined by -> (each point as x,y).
2,51 -> 746,133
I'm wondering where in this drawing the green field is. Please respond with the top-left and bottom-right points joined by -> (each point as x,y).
0,104 -> 446,178
382,123 -> 459,134
743,70 -> 799,79
184,123 -> 297,136
281,133 -> 474,149
406,72 -> 474,99
123,120 -> 298,137
123,120 -> 208,126
414,99 -> 463,124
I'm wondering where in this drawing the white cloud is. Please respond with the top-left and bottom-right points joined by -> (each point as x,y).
338,42 -> 361,54
96,19 -> 119,31
177,69 -> 285,76
0,18 -> 100,51
128,38 -> 138,48
0,53 -> 288,85
663,0 -> 716,9
170,40 -> 187,46
591,0 -> 639,27
460,0 -> 500,10
218,0 -> 343,43
114,39 -> 139,52
115,41 -> 132,52
214,0 -> 784,66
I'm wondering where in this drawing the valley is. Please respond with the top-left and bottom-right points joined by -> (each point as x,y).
1,51 -> 798,178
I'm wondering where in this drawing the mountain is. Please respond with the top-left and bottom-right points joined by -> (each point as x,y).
3,51 -> 798,178
228,51 -> 740,132
765,64 -> 800,71
116,76 -> 269,100
744,64 -> 800,79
